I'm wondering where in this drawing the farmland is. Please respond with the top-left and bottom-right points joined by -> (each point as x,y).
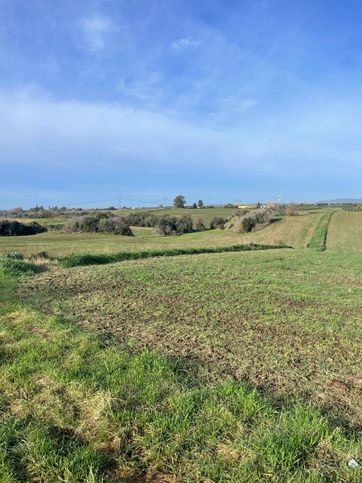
1,206 -> 362,481
327,210 -> 362,250
0,209 -> 331,256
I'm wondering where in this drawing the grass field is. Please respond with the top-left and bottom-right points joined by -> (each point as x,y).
327,210 -> 362,251
0,211 -> 330,256
1,248 -> 361,481
18,249 -> 362,427
1,207 -> 362,480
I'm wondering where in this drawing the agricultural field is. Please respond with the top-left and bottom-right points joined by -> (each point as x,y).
0,210 -> 331,256
327,210 -> 362,251
1,206 -> 362,480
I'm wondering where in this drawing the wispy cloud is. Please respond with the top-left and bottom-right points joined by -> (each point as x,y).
80,14 -> 113,52
1,88 -> 362,206
171,37 -> 200,51
1,88 -> 361,177
240,99 -> 257,112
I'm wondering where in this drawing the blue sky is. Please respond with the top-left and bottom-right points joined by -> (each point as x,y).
1,0 -> 362,208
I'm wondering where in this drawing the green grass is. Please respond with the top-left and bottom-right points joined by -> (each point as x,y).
0,254 -> 41,277
1,265 -> 361,481
307,210 -> 335,251
1,208 -> 362,481
19,249 -> 362,430
59,243 -> 291,267
327,210 -> 362,251
0,211 -> 330,257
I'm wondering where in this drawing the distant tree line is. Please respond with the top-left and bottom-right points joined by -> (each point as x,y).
63,212 -> 223,236
0,220 -> 47,236
342,203 -> 362,211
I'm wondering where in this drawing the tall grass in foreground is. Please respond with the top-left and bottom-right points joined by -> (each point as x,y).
59,243 -> 291,267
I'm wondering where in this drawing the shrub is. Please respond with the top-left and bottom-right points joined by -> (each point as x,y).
0,220 -> 47,236
242,216 -> 257,232
157,216 -> 178,236
157,215 -> 193,236
225,209 -> 272,233
195,218 -> 206,231
210,217 -> 226,229
99,217 -> 134,236
63,215 -> 133,236
125,213 -> 159,227
176,215 -> 193,234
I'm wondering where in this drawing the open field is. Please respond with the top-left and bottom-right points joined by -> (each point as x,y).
233,211 -> 329,249
1,207 -> 362,480
327,210 -> 362,251
1,266 -> 360,482
0,211 -> 331,256
18,249 -> 362,427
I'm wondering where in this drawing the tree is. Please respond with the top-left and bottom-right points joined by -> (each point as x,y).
192,202 -> 197,209
197,200 -> 204,208
173,195 -> 186,208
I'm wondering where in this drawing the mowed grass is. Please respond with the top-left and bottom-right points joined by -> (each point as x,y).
235,212 -> 327,248
19,249 -> 362,432
327,210 -> 362,251
1,261 -> 361,481
0,212 -> 325,256
307,210 -> 335,251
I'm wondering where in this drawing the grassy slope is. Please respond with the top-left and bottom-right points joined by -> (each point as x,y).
235,212 -> 325,248
307,210 -> 335,251
1,258 -> 361,481
0,212 -> 324,256
327,211 -> 362,251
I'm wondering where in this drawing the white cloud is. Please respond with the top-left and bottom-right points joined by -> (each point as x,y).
1,89 -> 362,180
80,14 -> 113,52
240,99 -> 257,112
171,37 -> 200,51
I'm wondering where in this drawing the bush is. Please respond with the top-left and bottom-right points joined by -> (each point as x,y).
157,215 -> 194,236
195,218 -> 206,231
0,220 -> 47,236
157,216 -> 178,236
125,212 -> 159,227
225,209 -> 272,233
210,217 -> 226,229
63,215 -> 133,236
176,215 -> 193,234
